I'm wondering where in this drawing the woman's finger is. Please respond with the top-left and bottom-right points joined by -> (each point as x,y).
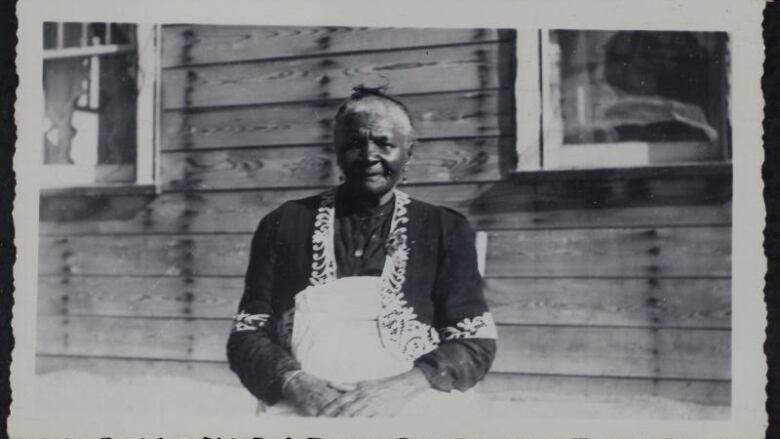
328,381 -> 357,392
349,401 -> 378,418
318,391 -> 360,417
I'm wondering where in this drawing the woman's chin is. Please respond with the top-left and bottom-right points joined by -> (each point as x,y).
346,177 -> 395,199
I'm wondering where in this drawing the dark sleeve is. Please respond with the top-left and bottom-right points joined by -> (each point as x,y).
226,210 -> 301,405
413,209 -> 498,392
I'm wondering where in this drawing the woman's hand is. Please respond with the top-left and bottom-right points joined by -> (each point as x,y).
318,368 -> 431,417
282,371 -> 344,416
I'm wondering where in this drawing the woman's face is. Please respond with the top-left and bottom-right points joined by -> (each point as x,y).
334,102 -> 414,200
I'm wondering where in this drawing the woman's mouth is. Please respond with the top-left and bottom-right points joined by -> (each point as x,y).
355,165 -> 384,176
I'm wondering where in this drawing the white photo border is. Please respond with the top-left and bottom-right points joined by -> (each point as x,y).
11,0 -> 766,437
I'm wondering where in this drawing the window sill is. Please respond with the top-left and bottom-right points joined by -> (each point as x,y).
504,162 -> 732,209
39,184 -> 160,223
509,162 -> 732,184
40,183 -> 159,198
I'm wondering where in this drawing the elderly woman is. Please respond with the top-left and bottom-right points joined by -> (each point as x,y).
227,87 -> 497,417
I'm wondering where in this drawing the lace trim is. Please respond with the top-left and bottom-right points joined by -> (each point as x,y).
231,311 -> 270,332
307,188 -> 440,361
441,312 -> 498,340
377,190 -> 440,361
309,189 -> 337,286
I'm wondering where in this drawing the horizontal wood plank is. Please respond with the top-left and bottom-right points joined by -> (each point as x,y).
158,149 -> 732,193
485,278 -> 731,328
39,226 -> 730,277
35,356 -> 729,406
40,188 -> 321,235
485,226 -> 731,277
39,184 -> 732,235
39,234 -> 251,277
162,43 -> 514,109
38,275 -> 243,319
161,90 -> 514,150
162,25 -> 505,68
490,325 -> 730,379
478,372 -> 729,406
39,275 -> 730,329
160,139 -> 508,190
37,355 -> 242,387
36,316 -> 730,380
37,316 -> 232,363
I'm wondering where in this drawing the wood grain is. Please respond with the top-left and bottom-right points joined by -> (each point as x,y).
161,25 -> 505,68
159,149 -> 730,193
36,316 -> 730,380
159,139 -> 507,190
39,185 -> 732,235
490,325 -> 730,379
39,275 -> 730,329
485,226 -> 731,277
40,188 -> 321,235
37,316 -> 231,363
485,278 -> 731,328
161,90 -> 514,150
162,44 -> 514,109
35,355 -> 729,406
38,275 -> 243,319
39,226 -> 730,277
36,355 -> 242,387
39,234 -> 252,277
478,372 -> 729,406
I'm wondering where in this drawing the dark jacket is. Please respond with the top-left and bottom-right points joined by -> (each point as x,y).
227,188 -> 497,405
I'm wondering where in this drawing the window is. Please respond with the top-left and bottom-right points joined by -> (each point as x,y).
41,22 -> 159,188
517,30 -> 731,170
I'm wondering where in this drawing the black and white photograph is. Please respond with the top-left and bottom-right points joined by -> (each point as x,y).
8,0 -> 767,437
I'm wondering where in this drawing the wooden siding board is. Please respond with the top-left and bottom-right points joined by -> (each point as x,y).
159,151 -> 730,194
39,234 -> 252,277
490,325 -> 730,379
161,26 -> 504,68
478,372 -> 730,406
39,187 -> 732,236
162,44 -> 513,110
485,226 -> 731,277
37,316 -> 230,363
38,275 -> 243,319
39,226 -> 729,277
40,188 -> 322,235
161,90 -> 512,150
35,356 -> 730,406
39,275 -> 730,329
485,278 -> 731,328
36,316 -> 730,380
159,139 -> 506,190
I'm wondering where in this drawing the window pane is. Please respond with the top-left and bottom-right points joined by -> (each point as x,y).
63,22 -> 84,48
97,52 -> 137,167
109,23 -> 133,45
554,30 -> 729,155
43,22 -> 57,50
90,23 -> 108,45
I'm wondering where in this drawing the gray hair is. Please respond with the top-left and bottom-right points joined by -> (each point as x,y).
332,85 -> 416,141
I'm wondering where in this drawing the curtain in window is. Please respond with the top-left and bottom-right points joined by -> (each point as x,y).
43,58 -> 88,164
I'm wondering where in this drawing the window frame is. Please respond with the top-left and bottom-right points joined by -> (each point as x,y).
515,28 -> 732,172
40,22 -> 161,190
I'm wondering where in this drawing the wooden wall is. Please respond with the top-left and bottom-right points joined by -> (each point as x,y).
37,24 -> 732,412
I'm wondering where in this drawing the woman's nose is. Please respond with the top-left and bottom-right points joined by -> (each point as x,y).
358,140 -> 379,160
